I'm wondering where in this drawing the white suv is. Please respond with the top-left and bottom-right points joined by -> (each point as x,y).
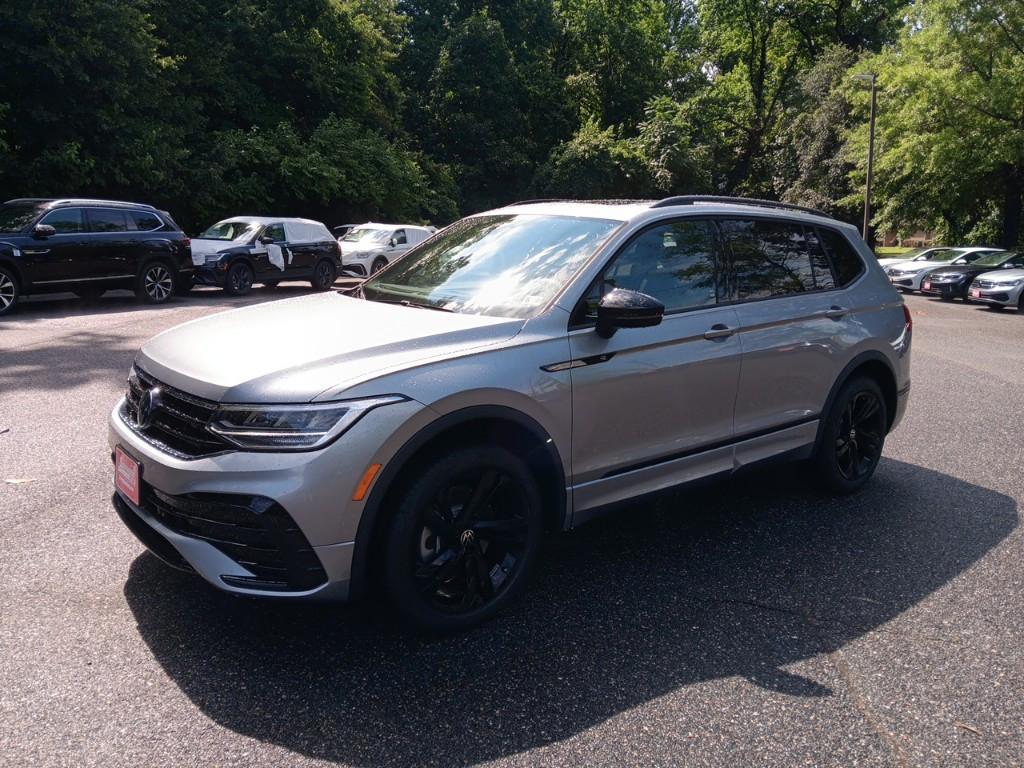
339,223 -> 435,276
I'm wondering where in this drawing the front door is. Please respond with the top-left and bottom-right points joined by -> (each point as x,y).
20,207 -> 93,285
567,218 -> 743,513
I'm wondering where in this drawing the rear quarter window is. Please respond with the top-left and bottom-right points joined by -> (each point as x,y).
817,227 -> 865,287
131,211 -> 163,231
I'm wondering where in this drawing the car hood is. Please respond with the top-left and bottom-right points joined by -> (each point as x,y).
190,238 -> 244,265
926,264 -> 988,276
974,268 -> 1024,282
340,241 -> 384,254
877,257 -> 914,267
887,259 -> 951,272
136,292 -> 523,403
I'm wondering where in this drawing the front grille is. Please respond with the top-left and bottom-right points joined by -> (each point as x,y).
143,487 -> 327,591
122,366 -> 231,459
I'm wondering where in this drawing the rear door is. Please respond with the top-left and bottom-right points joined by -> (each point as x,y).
83,208 -> 134,278
22,207 -> 91,284
721,217 -> 863,445
282,221 -> 317,274
568,217 -> 743,510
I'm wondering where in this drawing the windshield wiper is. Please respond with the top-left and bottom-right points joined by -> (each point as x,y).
360,293 -> 454,312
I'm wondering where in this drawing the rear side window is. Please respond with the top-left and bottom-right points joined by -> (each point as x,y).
263,223 -> 285,242
87,209 -> 129,233
131,211 -> 163,231
719,219 -> 823,300
817,227 -> 864,287
39,208 -> 84,234
394,229 -> 407,245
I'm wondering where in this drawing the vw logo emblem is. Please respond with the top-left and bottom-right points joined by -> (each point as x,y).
460,529 -> 476,547
137,386 -> 161,429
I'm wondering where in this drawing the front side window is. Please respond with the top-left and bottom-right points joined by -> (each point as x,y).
361,214 -> 619,318
199,220 -> 259,241
262,223 -> 285,242
584,219 -> 719,317
40,208 -> 84,234
87,209 -> 128,233
719,219 -> 822,300
0,202 -> 45,233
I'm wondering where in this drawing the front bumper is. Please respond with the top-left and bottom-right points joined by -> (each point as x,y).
108,395 -> 427,600
968,285 -> 1021,306
919,279 -> 966,298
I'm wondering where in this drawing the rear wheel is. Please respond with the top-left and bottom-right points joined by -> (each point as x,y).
224,262 -> 254,296
383,445 -> 544,633
812,376 -> 888,496
371,256 -> 388,274
0,267 -> 18,316
311,260 -> 336,291
135,262 -> 175,304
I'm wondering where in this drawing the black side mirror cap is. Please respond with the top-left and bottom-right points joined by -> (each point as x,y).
596,288 -> 665,338
33,224 -> 56,238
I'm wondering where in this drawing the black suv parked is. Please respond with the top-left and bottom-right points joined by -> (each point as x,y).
0,198 -> 192,316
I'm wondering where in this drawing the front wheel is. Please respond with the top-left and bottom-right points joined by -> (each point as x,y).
310,260 -> 337,291
371,256 -> 388,274
0,267 -> 19,316
383,445 -> 544,633
812,376 -> 888,496
135,262 -> 175,304
224,262 -> 254,296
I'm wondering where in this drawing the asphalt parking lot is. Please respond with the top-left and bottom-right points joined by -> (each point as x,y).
1,287 -> 1022,767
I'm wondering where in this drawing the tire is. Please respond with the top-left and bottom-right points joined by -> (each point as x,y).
812,375 -> 888,496
175,277 -> 194,295
371,256 -> 388,274
262,280 -> 279,289
74,286 -> 106,301
224,261 -> 254,296
310,260 -> 337,291
0,266 -> 19,317
383,444 -> 544,633
135,261 -> 175,304
988,304 -> 1004,311
1018,294 -> 1024,313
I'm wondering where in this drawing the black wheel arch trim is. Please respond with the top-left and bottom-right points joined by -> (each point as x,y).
813,350 -> 899,453
347,404 -> 567,599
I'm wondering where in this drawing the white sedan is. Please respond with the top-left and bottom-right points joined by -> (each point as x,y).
885,247 -> 1005,292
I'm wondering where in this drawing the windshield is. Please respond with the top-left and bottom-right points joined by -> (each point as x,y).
972,251 -> 1011,267
361,214 -> 619,319
343,227 -> 392,244
0,202 -> 44,233
199,220 -> 259,241
924,249 -> 962,262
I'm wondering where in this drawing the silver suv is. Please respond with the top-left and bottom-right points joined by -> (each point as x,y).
109,196 -> 912,632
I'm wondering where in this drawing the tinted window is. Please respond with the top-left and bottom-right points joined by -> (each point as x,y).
818,228 -> 864,287
87,209 -> 128,233
719,219 -> 819,300
803,228 -> 837,290
263,224 -> 285,242
599,220 -> 719,313
0,202 -> 45,233
40,208 -> 84,234
131,211 -> 162,231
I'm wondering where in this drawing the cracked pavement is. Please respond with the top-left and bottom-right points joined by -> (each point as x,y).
1,288 -> 1022,767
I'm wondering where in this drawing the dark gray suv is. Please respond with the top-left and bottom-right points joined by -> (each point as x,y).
110,196 -> 912,632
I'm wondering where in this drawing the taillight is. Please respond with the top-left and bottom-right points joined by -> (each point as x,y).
903,302 -> 912,331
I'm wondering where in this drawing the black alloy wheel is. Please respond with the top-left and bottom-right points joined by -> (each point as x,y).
311,260 -> 336,291
813,376 -> 888,495
224,262 -> 254,296
371,256 -> 388,274
137,262 -> 174,304
384,445 -> 543,632
0,267 -> 18,316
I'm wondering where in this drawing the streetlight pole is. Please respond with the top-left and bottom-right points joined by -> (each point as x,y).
856,73 -> 878,245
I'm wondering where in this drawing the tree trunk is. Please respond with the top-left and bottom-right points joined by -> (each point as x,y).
1001,164 -> 1022,249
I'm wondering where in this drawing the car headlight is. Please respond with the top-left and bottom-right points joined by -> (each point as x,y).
938,273 -> 964,281
208,395 -> 407,450
997,278 -> 1024,287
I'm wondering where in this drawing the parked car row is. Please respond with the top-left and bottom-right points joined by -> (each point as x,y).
882,246 -> 1024,310
0,197 -> 437,315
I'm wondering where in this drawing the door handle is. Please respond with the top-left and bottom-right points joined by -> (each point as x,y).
824,305 -> 848,319
703,324 -> 736,340
23,248 -> 50,255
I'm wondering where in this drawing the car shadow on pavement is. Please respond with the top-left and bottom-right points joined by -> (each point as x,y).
123,459 -> 1015,767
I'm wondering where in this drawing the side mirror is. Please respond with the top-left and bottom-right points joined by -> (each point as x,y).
33,224 -> 56,238
258,235 -> 275,245
596,288 -> 664,338
389,237 -> 398,248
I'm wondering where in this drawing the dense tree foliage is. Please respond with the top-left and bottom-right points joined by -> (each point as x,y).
2,0 -> 1022,245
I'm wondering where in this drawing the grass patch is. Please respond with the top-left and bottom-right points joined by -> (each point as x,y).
874,246 -> 913,256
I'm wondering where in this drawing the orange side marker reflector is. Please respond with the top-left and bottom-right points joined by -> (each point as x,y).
352,463 -> 382,501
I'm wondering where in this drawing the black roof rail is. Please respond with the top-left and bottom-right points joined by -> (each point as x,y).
650,195 -> 830,218
3,197 -> 158,211
509,198 -> 653,206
